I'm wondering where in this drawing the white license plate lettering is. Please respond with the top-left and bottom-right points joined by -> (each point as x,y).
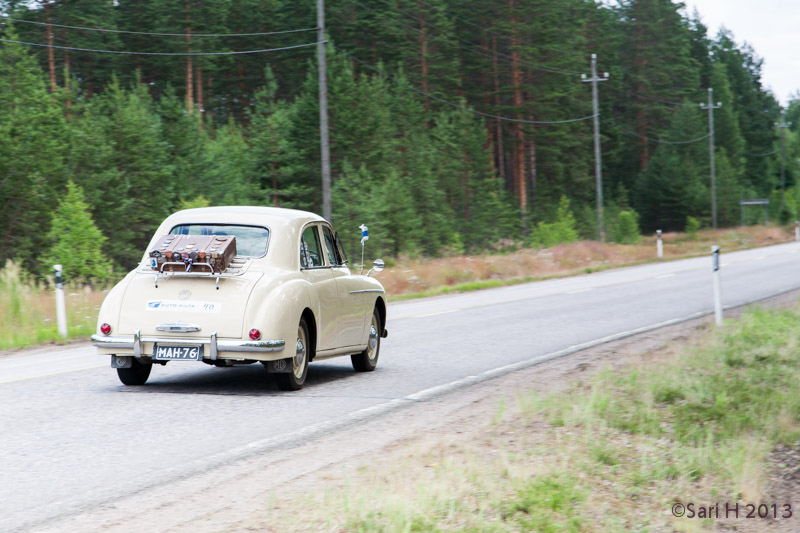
154,345 -> 202,361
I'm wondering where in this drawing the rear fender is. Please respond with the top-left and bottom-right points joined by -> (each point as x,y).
244,278 -> 318,351
95,271 -> 135,335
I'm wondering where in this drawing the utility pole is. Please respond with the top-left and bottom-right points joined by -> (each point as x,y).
776,112 -> 791,209
700,88 -> 722,229
581,54 -> 608,241
317,0 -> 332,222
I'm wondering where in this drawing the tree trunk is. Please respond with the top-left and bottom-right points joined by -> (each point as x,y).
206,75 -> 214,120
491,34 -> 506,185
45,2 -> 56,93
419,11 -> 429,110
237,56 -> 248,125
527,132 -> 537,215
185,0 -> 194,114
634,7 -> 649,171
269,118 -> 279,206
65,51 -> 72,119
509,0 -> 527,225
195,63 -> 204,126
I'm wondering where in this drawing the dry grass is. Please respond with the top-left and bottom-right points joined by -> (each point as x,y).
244,304 -> 800,532
0,261 -> 105,351
379,225 -> 795,298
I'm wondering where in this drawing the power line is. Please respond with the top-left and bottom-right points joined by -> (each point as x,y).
0,15 -> 317,37
342,49 -> 595,125
0,38 -> 322,56
353,0 -> 579,76
633,93 -> 701,107
607,117 -> 710,145
749,148 -> 780,157
412,0 -> 577,56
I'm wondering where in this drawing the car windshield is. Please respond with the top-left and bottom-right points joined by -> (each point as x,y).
169,224 -> 270,257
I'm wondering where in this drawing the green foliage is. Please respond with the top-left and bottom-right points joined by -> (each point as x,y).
179,195 -> 211,210
502,474 -> 585,532
685,215 -> 701,239
42,181 -> 113,283
0,26 -> 69,272
0,1 -> 789,280
532,196 -> 579,248
611,210 -> 641,244
538,305 -> 800,493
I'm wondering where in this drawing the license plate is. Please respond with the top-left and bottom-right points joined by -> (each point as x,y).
153,344 -> 203,361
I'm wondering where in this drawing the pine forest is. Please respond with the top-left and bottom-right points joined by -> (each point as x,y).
0,0 -> 798,280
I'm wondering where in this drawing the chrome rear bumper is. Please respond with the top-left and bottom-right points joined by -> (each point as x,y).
91,329 -> 285,360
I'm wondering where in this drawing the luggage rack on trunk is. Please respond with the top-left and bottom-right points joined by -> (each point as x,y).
149,256 -> 250,290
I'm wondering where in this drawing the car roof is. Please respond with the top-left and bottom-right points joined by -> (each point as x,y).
144,206 -> 329,269
164,206 -> 327,228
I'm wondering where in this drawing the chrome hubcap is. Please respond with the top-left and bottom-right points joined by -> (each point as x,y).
294,327 -> 306,379
367,318 -> 379,360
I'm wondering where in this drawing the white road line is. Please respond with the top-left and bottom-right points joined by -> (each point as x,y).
411,310 -> 458,318
566,288 -> 594,294
0,364 -> 107,385
655,273 -> 676,279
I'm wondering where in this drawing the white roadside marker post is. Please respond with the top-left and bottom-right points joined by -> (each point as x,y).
795,221 -> 799,241
711,247 -> 723,326
54,264 -> 68,338
656,230 -> 663,259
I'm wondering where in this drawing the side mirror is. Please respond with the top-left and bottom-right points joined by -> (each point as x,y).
367,259 -> 384,277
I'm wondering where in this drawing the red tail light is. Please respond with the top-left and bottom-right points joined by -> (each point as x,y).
249,328 -> 261,341
100,323 -> 112,335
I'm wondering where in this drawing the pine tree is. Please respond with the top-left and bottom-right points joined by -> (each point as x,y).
249,69 -> 305,207
712,30 -> 780,195
204,119 -> 257,205
618,0 -> 700,172
0,28 -> 69,272
43,181 -> 113,282
157,84 -> 211,206
72,77 -> 175,269
635,103 -> 708,231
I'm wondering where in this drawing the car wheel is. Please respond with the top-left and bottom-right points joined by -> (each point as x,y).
117,358 -> 152,386
276,318 -> 310,391
351,308 -> 381,372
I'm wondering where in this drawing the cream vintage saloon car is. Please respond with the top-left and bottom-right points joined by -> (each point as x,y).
91,206 -> 387,390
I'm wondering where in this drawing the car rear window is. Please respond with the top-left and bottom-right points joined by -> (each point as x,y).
169,224 -> 270,257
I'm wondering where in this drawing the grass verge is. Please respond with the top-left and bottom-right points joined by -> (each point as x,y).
0,262 -> 104,351
249,305 -> 800,531
382,225 -> 794,301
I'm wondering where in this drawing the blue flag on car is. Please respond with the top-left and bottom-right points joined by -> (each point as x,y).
360,224 -> 369,245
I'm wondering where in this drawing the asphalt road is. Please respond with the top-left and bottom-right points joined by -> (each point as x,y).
3,241 -> 800,531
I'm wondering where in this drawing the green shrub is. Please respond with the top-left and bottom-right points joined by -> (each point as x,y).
179,195 -> 212,210
611,210 -> 641,244
532,196 -> 579,248
42,181 -> 113,284
685,216 -> 701,240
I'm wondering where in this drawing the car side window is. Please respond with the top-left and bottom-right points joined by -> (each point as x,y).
334,232 -> 348,265
301,226 -> 325,268
322,226 -> 339,266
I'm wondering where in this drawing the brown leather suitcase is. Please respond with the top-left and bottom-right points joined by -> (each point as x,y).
149,234 -> 237,273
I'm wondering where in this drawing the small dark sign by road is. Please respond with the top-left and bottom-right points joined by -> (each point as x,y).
739,199 -> 769,226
